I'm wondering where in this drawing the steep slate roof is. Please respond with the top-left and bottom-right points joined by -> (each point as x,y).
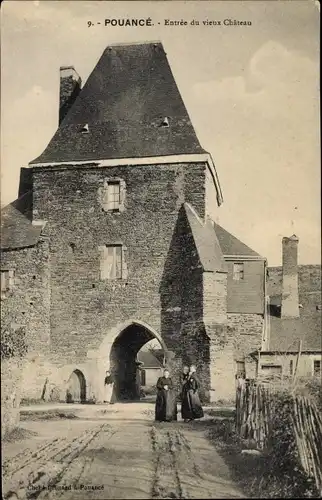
1,193 -> 42,250
265,265 -> 321,352
213,223 -> 263,257
137,350 -> 163,368
183,203 -> 227,273
31,42 -> 205,165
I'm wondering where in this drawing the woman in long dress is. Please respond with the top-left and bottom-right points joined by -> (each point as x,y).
181,365 -> 204,422
155,369 -> 177,422
104,370 -> 114,404
180,365 -> 189,414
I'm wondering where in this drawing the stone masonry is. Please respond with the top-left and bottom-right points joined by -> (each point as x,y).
1,42 -> 267,410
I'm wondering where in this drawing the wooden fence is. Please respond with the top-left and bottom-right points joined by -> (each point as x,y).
236,381 -> 322,495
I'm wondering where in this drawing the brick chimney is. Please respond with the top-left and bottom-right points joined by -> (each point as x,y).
59,66 -> 82,125
281,235 -> 300,318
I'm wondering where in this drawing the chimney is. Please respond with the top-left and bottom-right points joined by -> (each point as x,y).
281,235 -> 300,318
59,66 -> 82,125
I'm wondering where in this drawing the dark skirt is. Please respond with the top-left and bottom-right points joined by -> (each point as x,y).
181,389 -> 204,420
155,389 -> 178,422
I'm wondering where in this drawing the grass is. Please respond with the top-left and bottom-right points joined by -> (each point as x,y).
3,426 -> 38,443
207,414 -> 320,498
20,398 -> 48,406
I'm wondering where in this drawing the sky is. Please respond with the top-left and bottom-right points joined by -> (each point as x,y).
1,0 -> 320,265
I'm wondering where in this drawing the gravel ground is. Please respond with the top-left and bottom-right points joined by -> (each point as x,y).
2,403 -> 245,499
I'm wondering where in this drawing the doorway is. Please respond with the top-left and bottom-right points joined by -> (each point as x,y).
109,322 -> 166,401
66,369 -> 86,403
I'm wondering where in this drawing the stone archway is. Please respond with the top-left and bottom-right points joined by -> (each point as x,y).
66,369 -> 86,403
108,321 -> 168,401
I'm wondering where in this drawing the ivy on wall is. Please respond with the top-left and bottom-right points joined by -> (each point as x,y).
1,322 -> 27,359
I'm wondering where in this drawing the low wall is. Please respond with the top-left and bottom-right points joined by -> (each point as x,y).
1,358 -> 23,437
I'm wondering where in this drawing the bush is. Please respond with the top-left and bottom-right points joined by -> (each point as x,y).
294,377 -> 322,411
142,385 -> 157,396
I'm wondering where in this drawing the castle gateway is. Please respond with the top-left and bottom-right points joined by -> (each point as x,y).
1,42 -> 266,403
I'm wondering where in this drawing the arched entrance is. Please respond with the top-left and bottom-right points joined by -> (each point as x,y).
109,322 -> 167,401
66,369 -> 86,403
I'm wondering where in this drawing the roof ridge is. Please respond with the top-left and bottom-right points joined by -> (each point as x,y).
183,204 -> 227,273
104,40 -> 163,49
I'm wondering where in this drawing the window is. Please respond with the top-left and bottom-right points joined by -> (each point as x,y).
290,360 -> 293,375
313,360 -> 321,376
98,179 -> 126,212
1,270 -> 14,293
261,365 -> 282,375
233,262 -> 244,281
99,245 -> 122,279
236,360 -> 246,377
141,369 -> 146,386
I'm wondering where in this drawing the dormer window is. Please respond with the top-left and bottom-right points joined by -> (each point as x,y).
160,117 -> 170,128
81,123 -> 89,133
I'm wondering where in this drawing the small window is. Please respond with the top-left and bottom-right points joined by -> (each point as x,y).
99,245 -> 122,280
313,360 -> 321,376
290,360 -> 293,375
81,124 -> 89,134
160,117 -> 170,128
1,270 -> 14,294
233,262 -> 244,281
141,369 -> 146,386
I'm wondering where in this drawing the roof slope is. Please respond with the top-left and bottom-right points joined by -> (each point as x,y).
184,204 -> 227,273
137,350 -> 163,368
31,42 -> 205,165
266,265 -> 321,352
1,193 -> 42,250
214,223 -> 263,257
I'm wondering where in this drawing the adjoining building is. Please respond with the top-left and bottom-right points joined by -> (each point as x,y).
259,236 -> 321,380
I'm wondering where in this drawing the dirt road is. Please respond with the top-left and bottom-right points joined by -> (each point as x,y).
3,403 -> 245,499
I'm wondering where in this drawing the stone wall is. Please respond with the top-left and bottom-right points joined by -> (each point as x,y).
160,204 -> 206,395
27,162 -> 210,399
203,271 -> 229,401
1,240 -> 51,354
228,312 -> 264,378
1,240 -> 51,402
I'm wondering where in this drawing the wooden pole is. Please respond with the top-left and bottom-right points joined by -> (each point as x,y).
292,340 -> 302,389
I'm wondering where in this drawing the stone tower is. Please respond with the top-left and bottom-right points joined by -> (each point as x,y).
13,42 -> 225,402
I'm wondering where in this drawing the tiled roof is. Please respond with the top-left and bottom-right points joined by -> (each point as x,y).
183,204 -> 227,273
266,265 -> 321,352
31,42 -> 205,165
1,192 -> 42,250
137,350 -> 163,368
213,223 -> 263,258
